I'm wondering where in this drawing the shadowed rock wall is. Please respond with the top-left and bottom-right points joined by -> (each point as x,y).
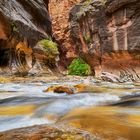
0,0 -> 52,75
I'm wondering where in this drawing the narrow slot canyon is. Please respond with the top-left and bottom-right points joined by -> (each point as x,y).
0,1 -> 139,140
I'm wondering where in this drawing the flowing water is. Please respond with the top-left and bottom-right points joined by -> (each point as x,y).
0,79 -> 140,139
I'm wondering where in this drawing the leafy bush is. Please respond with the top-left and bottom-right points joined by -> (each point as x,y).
68,58 -> 91,76
38,39 -> 59,58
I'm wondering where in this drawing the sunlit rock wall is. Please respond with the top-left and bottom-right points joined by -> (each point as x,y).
70,0 -> 140,81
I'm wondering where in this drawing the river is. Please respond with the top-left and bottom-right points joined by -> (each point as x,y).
0,77 -> 140,139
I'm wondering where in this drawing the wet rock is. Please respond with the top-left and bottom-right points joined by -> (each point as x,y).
44,83 -> 108,94
111,94 -> 140,107
101,70 -> 140,83
44,85 -> 74,94
74,84 -> 87,93
53,86 -> 74,95
101,72 -> 120,83
74,84 -> 108,93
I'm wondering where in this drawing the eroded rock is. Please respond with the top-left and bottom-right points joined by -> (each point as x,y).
0,0 -> 52,75
69,0 -> 140,81
44,83 -> 108,94
101,72 -> 120,83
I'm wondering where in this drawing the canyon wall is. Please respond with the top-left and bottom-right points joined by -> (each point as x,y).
0,0 -> 139,80
69,0 -> 140,81
49,0 -> 80,70
0,0 -> 52,75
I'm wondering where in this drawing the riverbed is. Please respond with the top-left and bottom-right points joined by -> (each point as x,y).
0,76 -> 140,139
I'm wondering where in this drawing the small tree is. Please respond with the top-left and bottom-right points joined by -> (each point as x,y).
68,58 -> 91,76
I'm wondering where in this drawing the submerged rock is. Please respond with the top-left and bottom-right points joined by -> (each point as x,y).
74,84 -> 108,93
111,94 -> 140,107
59,106 -> 140,140
44,85 -> 74,94
44,83 -> 108,94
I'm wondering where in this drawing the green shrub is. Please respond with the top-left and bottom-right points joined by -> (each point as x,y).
68,58 -> 91,76
38,39 -> 59,58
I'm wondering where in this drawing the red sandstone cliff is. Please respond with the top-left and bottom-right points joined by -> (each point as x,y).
0,0 -> 140,81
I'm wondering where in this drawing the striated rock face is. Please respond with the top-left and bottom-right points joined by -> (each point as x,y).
49,0 -> 81,70
0,0 -> 53,75
0,0 -> 139,80
69,0 -> 140,81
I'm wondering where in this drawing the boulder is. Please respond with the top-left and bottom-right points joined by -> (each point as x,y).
0,124 -> 97,140
44,85 -> 74,94
101,72 -> 120,82
44,83 -> 108,94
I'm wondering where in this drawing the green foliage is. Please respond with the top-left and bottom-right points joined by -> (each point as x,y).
68,58 -> 91,76
38,39 -> 59,58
